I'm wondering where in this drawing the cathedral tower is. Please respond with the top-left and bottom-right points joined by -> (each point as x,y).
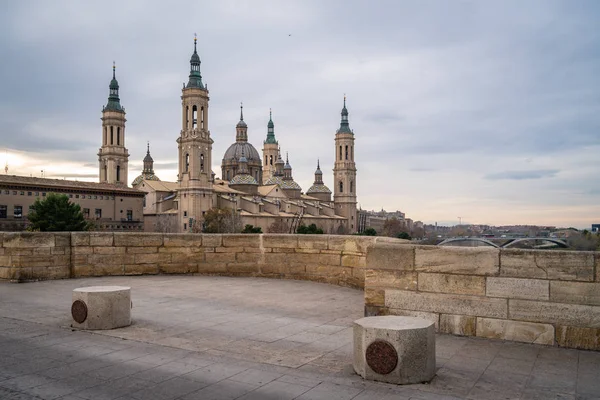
333,96 -> 357,233
176,36 -> 213,232
262,109 -> 278,180
98,63 -> 129,186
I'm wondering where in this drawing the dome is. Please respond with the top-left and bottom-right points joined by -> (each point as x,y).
264,175 -> 302,190
307,184 -> 331,194
143,152 -> 153,163
223,142 -> 260,162
131,173 -> 160,187
109,77 -> 119,90
230,174 -> 258,185
236,119 -> 247,128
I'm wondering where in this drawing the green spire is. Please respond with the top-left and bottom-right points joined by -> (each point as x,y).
264,108 -> 277,144
186,35 -> 204,89
338,95 -> 351,133
105,62 -> 124,112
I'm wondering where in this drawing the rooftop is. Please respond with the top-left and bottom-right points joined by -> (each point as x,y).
0,276 -> 597,399
0,174 -> 144,195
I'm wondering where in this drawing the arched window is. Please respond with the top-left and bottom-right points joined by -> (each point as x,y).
345,145 -> 348,160
350,180 -> 354,193
110,127 -> 114,145
103,165 -> 107,181
185,154 -> 189,172
201,106 -> 205,129
186,106 -> 189,128
339,181 -> 343,193
226,170 -> 230,180
116,166 -> 121,182
265,156 -> 267,166
351,146 -> 354,160
117,127 -> 121,145
192,106 -> 198,129
339,146 -> 342,160
269,155 -> 273,165
104,127 -> 107,145
200,154 -> 204,172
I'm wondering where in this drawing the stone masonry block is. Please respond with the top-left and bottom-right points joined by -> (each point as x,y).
555,325 -> 600,351
509,299 -> 600,328
390,310 -> 439,329
201,234 -> 222,247
134,253 -> 171,264
499,249 -> 544,279
537,251 -> 594,281
366,243 -> 414,271
385,290 -> 507,319
365,269 -> 417,290
306,265 -> 352,278
262,234 -> 299,249
342,255 -> 366,268
298,236 -> 328,250
124,264 -> 159,275
365,288 -> 385,306
329,235 -> 375,254
89,233 -> 114,247
163,234 -> 202,247
415,246 -> 499,276
222,234 -> 260,248
205,252 -> 236,263
93,247 -> 126,255
3,232 -> 56,248
114,233 -> 163,247
71,232 -> 91,247
160,263 -> 199,274
439,314 -> 477,336
550,281 -> 600,306
476,317 -> 554,345
54,233 -> 70,248
418,273 -> 485,296
486,277 -> 549,300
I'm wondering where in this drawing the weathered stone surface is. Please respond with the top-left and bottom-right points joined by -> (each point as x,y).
365,269 -> 417,290
537,251 -> 594,281
32,266 -> 70,280
201,234 -> 222,247
222,234 -> 260,248
89,233 -> 114,247
163,234 -> 202,247
127,246 -> 158,254
93,246 -> 126,255
476,318 -> 554,345
366,243 -> 414,271
365,288 -> 385,306
390,310 -> 439,329
114,233 -> 163,247
555,325 -> 600,351
236,252 -> 262,264
439,314 -> 477,336
0,255 -> 11,267
509,299 -> 600,328
415,246 -> 499,276
486,277 -> 549,300
205,252 -> 236,263
418,273 -> 485,295
550,281 -> 600,306
87,254 -> 135,266
306,265 -> 352,278
134,253 -> 171,264
3,233 -> 56,248
297,236 -> 328,250
385,290 -> 508,319
342,255 -> 366,268
263,234 -> 298,249
499,249 -> 544,279
329,235 -> 374,254
71,232 -> 90,247
124,264 -> 159,275
354,316 -> 436,384
72,286 -> 131,330
54,233 -> 70,248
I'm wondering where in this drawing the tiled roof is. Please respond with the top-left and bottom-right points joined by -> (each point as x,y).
0,174 -> 143,195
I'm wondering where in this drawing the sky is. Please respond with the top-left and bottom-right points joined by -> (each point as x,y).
0,1 -> 598,228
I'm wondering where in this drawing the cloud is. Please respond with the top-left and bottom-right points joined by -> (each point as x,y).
484,169 -> 560,181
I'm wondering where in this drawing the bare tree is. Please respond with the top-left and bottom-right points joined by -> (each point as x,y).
155,214 -> 177,233
268,218 -> 289,233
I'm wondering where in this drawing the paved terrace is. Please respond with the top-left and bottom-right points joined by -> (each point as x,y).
0,276 -> 598,400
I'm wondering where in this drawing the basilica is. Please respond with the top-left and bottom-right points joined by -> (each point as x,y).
101,38 -> 359,234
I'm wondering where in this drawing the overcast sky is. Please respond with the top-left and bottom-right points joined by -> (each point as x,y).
1,1 -> 598,228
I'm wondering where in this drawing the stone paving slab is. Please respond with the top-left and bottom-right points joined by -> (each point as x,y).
0,276 -> 599,399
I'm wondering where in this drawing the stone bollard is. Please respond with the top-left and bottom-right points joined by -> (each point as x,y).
71,286 -> 131,330
353,316 -> 436,384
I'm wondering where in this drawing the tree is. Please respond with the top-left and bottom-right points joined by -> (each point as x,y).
297,223 -> 324,234
241,224 -> 262,233
397,232 -> 412,240
27,193 -> 89,232
268,219 -> 289,233
382,217 -> 408,238
155,214 -> 177,233
363,227 -> 377,236
202,208 -> 242,233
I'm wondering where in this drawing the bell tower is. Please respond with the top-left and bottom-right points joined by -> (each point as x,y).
262,109 -> 278,180
98,63 -> 129,186
176,35 -> 213,232
333,96 -> 357,233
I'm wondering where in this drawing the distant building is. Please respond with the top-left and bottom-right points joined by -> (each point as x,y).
592,224 -> 600,233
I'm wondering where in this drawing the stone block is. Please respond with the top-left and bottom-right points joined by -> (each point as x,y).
538,251 -> 594,281
222,234 -> 260,248
418,273 -> 485,295
163,234 -> 202,247
89,233 -> 114,247
385,290 -> 507,319
389,310 -> 439,329
54,233 -> 70,248
72,286 -> 131,330
124,264 -> 159,275
509,299 -> 600,328
71,232 -> 90,247
201,234 -> 222,247
306,265 -> 351,278
205,252 -> 236,263
354,316 -> 436,384
366,243 -> 414,271
0,255 -> 11,267
329,235 -> 374,254
272,248 -> 295,253
113,233 -> 163,247
298,236 -> 328,250
263,234 -> 299,249
476,317 -> 554,345
365,269 -> 417,290
550,281 -> 600,306
226,263 -> 259,274
73,246 -> 93,255
32,266 -> 70,280
415,246 -> 499,276
127,246 -> 158,254
93,246 -> 126,255
439,314 -> 477,336
197,262 -> 227,274
160,263 -> 198,274
171,252 -> 202,264
3,232 -> 56,248
87,254 -> 134,267
342,255 -> 366,268
0,266 -> 17,280
33,248 -> 52,255
499,249 -> 544,279
73,264 -> 124,277
486,277 -> 549,300
236,252 -> 262,263
365,288 -> 385,306
134,253 -> 171,264
555,325 -> 600,351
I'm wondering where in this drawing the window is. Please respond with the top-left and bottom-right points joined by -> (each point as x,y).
200,154 -> 204,172
201,106 -> 205,129
35,192 -> 39,196
69,194 -> 73,198
186,106 -> 189,128
42,192 -> 46,197
265,156 -> 267,166
14,206 -> 22,218
126,210 -> 133,221
143,197 -> 146,207
0,205 -> 6,218
3,190 -> 8,194
75,194 -> 79,199
117,127 -> 120,145
192,105 -> 198,129
184,211 -> 187,217
184,223 -> 187,230
339,181 -> 343,193
345,145 -> 348,160
339,146 -> 342,160
110,126 -> 114,145
226,170 -> 230,180
185,154 -> 189,172
104,127 -> 107,145
116,166 -> 121,182
27,192 -> 32,196
20,191 -> 24,196
95,209 -> 102,219
350,180 -> 353,193
12,191 -> 16,195
83,208 -> 90,218
270,155 -> 273,165
351,145 -> 354,160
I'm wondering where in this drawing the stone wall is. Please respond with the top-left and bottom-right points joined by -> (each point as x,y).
365,242 -> 600,350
